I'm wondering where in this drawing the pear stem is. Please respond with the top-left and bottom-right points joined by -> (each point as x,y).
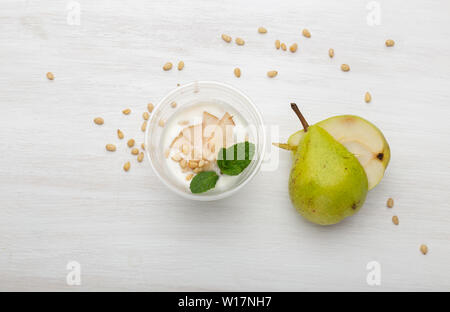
290,103 -> 309,132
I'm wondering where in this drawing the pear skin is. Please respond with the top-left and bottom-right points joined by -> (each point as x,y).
289,125 -> 368,225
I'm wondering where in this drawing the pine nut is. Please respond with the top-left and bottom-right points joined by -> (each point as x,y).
302,29 -> 311,38
341,64 -> 350,72
127,139 -> 135,148
235,37 -> 245,46
275,40 -> 281,49
420,244 -> 428,255
147,103 -> 154,113
93,117 -> 104,125
141,121 -> 147,132
172,154 -> 182,162
329,48 -> 334,58
234,67 -> 241,78
221,34 -> 232,43
137,152 -> 144,162
122,108 -> 131,115
131,148 -> 139,155
365,92 -> 372,103
387,198 -> 394,208
258,27 -> 267,34
177,61 -> 184,71
117,129 -> 124,139
392,216 -> 399,225
46,72 -> 54,80
163,62 -> 173,71
267,70 -> 278,78
143,112 -> 149,120
123,161 -> 130,172
289,43 -> 298,53
385,39 -> 395,47
105,144 -> 116,152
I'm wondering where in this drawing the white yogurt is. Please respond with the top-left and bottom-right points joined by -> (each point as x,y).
161,102 -> 252,193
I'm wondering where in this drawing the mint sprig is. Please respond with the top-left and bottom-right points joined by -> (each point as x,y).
217,142 -> 255,176
189,171 -> 219,194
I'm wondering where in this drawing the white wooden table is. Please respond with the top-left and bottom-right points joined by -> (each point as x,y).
1,0 -> 449,291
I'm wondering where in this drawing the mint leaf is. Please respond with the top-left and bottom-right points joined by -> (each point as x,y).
189,171 -> 219,194
217,142 -> 255,176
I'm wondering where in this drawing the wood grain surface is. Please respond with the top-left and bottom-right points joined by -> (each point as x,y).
0,0 -> 449,291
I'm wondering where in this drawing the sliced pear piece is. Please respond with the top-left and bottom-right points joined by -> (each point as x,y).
275,115 -> 390,190
206,112 -> 235,154
202,111 -> 219,139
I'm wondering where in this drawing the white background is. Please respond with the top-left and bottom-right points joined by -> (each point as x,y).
1,0 -> 449,291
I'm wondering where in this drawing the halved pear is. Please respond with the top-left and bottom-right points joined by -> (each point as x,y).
278,115 -> 390,190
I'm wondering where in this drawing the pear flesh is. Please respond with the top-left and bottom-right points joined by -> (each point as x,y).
289,125 -> 368,225
283,115 -> 390,190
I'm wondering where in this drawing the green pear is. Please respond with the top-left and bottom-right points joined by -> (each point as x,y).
288,104 -> 368,225
276,115 -> 390,190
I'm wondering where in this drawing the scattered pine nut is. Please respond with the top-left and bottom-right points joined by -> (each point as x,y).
170,101 -> 177,108
159,119 -> 165,127
122,108 -> 131,115
234,67 -> 241,78
387,198 -> 394,208
163,62 -> 173,71
93,117 -> 104,125
46,72 -> 54,80
147,103 -> 154,113
267,70 -> 278,78
385,39 -> 395,47
221,34 -> 232,43
188,160 -> 198,169
105,144 -> 116,152
186,173 -> 194,181
141,143 -> 145,150
177,61 -> 184,71
117,129 -> 124,139
127,139 -> 135,148
143,112 -> 149,120
123,161 -> 130,172
275,40 -> 281,49
420,244 -> 428,255
131,148 -> 139,155
341,64 -> 350,72
137,152 -> 144,162
258,27 -> 267,34
392,216 -> 399,225
141,121 -> 147,132
328,48 -> 334,58
302,29 -> 311,38
281,43 -> 287,51
365,92 -> 372,103
235,37 -> 245,46
289,43 -> 298,53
